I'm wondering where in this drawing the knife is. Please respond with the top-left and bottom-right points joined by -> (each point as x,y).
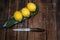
12,28 -> 45,32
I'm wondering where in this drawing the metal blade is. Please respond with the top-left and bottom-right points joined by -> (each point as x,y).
13,28 -> 31,31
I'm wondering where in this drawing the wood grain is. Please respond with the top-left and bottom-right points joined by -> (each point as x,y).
6,0 -> 17,40
46,0 -> 57,40
17,0 -> 28,40
28,0 -> 47,40
0,0 -> 57,40
0,0 -> 8,40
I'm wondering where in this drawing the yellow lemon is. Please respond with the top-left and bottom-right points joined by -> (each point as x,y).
21,8 -> 30,17
27,2 -> 36,11
13,11 -> 23,22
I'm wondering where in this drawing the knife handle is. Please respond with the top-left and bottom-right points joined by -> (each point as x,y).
30,28 -> 45,32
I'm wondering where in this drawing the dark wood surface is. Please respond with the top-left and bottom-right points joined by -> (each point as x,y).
0,0 -> 57,40
56,0 -> 60,40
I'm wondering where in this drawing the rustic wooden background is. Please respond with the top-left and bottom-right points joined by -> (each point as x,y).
0,0 -> 57,40
56,0 -> 60,40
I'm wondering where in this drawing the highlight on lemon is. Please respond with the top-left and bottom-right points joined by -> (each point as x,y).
13,11 -> 23,22
21,7 -> 30,17
27,2 -> 36,12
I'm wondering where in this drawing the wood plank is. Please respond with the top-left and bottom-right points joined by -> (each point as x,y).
46,0 -> 57,40
0,28 -> 6,40
0,0 -> 8,40
28,0 -> 46,40
17,0 -> 28,40
57,0 -> 60,40
41,0 -> 48,40
6,0 -> 17,40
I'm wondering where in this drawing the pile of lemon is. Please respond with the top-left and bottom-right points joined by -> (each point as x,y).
14,2 -> 37,22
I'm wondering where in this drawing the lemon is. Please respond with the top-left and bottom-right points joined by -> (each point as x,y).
13,11 -> 23,22
27,2 -> 36,11
21,8 -> 30,17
